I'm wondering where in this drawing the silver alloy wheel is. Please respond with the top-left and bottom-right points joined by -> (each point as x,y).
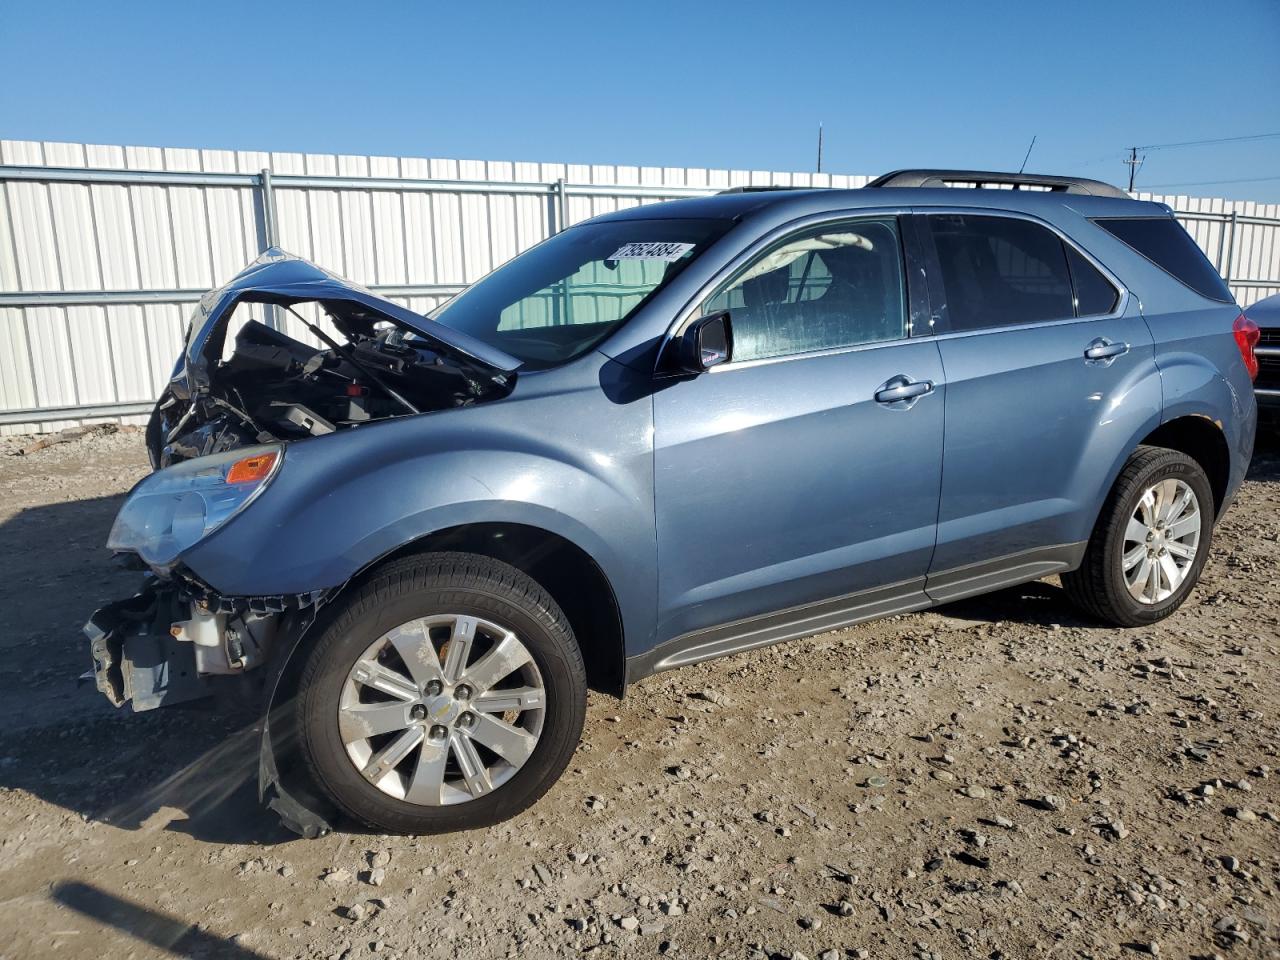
338,614 -> 545,806
1121,478 -> 1201,605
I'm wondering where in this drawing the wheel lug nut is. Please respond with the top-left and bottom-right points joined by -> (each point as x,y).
428,724 -> 448,741
410,704 -> 427,721
455,684 -> 472,700
425,680 -> 442,696
458,712 -> 475,729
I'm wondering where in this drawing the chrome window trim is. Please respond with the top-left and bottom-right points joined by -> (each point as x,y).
659,204 -> 1132,367
917,207 -> 1130,340
706,328 -> 930,374
929,308 -> 1129,344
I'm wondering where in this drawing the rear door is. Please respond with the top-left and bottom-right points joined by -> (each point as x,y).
651,215 -> 945,656
918,212 -> 1158,598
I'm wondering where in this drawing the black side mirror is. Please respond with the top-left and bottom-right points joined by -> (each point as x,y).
678,311 -> 733,373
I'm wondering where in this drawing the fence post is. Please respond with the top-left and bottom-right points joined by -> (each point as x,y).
259,168 -> 279,249
1216,214 -> 1229,275
554,178 -> 568,235
1224,211 -> 1239,292
256,168 -> 281,329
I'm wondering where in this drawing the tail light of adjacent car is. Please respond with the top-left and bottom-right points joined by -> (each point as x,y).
1233,314 -> 1260,381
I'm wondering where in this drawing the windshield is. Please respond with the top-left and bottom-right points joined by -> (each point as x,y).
430,218 -> 731,369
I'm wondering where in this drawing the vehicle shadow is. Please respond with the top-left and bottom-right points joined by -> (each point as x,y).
52,880 -> 273,959
1249,421 -> 1280,481
0,492 -> 295,846
933,578 -> 1096,629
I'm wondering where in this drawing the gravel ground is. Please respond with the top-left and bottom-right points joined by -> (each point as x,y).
0,426 -> 1277,960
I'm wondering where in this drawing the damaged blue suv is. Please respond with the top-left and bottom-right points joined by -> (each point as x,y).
87,169 -> 1258,836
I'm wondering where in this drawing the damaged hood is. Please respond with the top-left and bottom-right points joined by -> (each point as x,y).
175,248 -> 520,395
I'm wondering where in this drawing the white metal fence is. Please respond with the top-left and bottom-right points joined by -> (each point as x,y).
2,139 -> 1278,434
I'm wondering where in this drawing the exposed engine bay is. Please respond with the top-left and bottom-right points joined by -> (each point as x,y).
142,249 -> 522,469
149,314 -> 511,468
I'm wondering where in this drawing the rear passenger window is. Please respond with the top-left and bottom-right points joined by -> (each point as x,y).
1093,217 -> 1233,302
701,218 -> 907,362
1065,245 -> 1120,316
927,215 -> 1075,331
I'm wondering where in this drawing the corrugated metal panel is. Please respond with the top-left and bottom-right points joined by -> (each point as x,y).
1,138 -> 1278,432
0,307 -> 37,410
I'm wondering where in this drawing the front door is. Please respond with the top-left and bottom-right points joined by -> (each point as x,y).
651,215 -> 945,664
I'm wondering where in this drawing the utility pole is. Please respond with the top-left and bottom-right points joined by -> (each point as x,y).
1124,146 -> 1143,192
816,123 -> 824,173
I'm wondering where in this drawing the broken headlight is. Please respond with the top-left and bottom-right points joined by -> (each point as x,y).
108,444 -> 282,570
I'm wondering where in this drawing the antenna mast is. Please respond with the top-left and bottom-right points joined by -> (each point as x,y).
1018,135 -> 1037,174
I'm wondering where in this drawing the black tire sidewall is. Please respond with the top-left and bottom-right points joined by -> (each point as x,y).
1102,455 -> 1214,625
298,566 -> 585,834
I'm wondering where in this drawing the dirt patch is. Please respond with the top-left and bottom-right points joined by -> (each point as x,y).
0,428 -> 1276,960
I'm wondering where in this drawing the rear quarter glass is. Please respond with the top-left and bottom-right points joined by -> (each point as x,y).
1065,244 -> 1120,315
1092,217 -> 1233,303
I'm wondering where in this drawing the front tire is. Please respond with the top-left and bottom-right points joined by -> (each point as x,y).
296,552 -> 586,834
1063,446 -> 1214,627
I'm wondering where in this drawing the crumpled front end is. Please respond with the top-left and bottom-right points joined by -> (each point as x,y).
82,249 -> 531,836
83,575 -> 323,712
84,575 -> 338,837
148,247 -> 518,470
85,587 -> 203,711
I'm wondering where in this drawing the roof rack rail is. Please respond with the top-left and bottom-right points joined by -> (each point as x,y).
716,185 -> 809,195
866,169 -> 1129,199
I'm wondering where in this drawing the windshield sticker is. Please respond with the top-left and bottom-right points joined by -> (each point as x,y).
607,241 -> 695,262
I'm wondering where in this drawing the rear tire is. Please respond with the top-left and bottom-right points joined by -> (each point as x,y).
1063,446 -> 1214,626
296,552 -> 586,834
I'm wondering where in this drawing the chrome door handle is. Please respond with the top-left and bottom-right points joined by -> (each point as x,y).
875,375 -> 934,404
1084,338 -> 1129,362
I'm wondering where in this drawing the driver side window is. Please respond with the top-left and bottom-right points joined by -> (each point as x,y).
701,217 -> 907,363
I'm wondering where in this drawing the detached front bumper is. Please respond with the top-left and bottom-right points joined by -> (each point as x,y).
85,586 -> 211,711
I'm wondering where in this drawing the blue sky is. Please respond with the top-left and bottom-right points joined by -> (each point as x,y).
2,0 -> 1278,200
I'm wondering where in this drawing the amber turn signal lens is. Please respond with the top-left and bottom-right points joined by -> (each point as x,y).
226,451 -> 279,485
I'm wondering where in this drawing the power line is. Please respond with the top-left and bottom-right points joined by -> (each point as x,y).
1065,134 -> 1278,169
1139,174 -> 1280,189
1136,132 -> 1280,152
1121,132 -> 1280,192
1062,152 -> 1128,170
